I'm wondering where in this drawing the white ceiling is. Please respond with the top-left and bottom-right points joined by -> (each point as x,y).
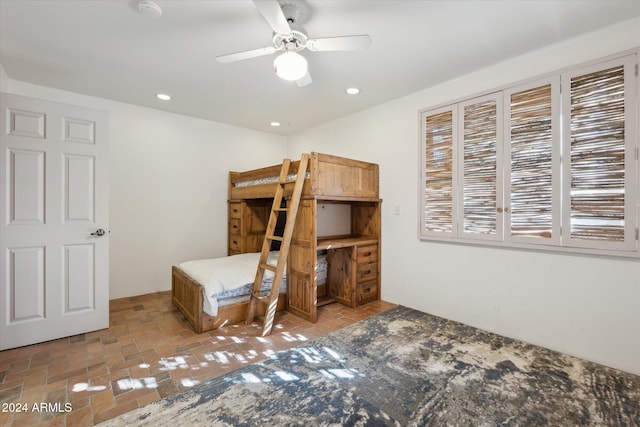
1,0 -> 639,135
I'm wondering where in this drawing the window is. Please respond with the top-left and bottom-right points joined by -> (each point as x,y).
419,54 -> 638,256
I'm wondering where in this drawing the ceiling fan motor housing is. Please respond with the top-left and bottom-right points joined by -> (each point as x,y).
273,26 -> 309,52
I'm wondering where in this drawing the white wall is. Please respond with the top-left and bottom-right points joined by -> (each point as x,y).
287,18 -> 640,375
4,80 -> 287,299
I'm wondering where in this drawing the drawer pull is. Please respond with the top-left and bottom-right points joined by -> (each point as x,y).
233,209 -> 239,213
364,269 -> 371,275
364,252 -> 371,257
233,240 -> 238,245
363,287 -> 371,293
232,224 -> 239,229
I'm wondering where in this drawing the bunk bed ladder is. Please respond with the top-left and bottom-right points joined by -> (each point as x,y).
245,153 -> 310,336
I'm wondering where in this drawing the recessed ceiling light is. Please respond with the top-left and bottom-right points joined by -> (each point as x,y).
156,93 -> 171,101
138,0 -> 162,18
270,121 -> 281,127
345,87 -> 360,95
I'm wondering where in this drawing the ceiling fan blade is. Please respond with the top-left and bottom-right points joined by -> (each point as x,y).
307,35 -> 372,52
216,46 -> 277,63
296,71 -> 312,87
253,0 -> 292,35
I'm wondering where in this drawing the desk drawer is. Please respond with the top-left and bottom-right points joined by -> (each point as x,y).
357,262 -> 377,282
229,202 -> 242,219
229,236 -> 241,252
229,218 -> 241,234
357,244 -> 378,264
356,281 -> 378,305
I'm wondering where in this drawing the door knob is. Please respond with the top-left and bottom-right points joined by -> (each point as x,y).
91,229 -> 106,237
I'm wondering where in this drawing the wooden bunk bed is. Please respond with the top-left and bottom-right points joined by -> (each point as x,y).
171,152 -> 381,333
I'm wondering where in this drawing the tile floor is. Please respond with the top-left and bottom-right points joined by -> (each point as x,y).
0,292 -> 396,426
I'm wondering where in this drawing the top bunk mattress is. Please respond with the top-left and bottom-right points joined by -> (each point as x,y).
234,172 -> 310,188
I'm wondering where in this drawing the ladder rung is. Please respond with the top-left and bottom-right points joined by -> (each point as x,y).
261,263 -> 277,272
246,153 -> 310,336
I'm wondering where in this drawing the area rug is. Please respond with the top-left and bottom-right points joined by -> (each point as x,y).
99,306 -> 640,426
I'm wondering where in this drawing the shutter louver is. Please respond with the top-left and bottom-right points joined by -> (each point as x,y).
424,110 -> 454,233
463,99 -> 497,235
569,65 -> 625,241
510,84 -> 554,238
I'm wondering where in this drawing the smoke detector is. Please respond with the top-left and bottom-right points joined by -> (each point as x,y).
138,0 -> 162,18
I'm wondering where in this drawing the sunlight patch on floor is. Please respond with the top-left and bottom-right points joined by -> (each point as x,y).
117,377 -> 157,391
71,382 -> 107,392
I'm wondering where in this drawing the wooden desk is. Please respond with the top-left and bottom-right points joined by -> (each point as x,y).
318,236 -> 379,308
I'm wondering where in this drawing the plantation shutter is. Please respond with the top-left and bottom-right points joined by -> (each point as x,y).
505,79 -> 560,243
421,106 -> 456,236
562,57 -> 637,250
419,53 -> 637,256
459,93 -> 503,240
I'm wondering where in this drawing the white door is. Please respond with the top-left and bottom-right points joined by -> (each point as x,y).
0,93 -> 109,350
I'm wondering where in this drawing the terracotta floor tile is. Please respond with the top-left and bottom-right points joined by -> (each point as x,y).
155,378 -> 178,399
91,398 -> 138,425
64,405 -> 92,427
0,291 -> 394,426
47,368 -> 89,385
66,395 -> 89,410
89,389 -> 115,415
9,410 -> 40,427
114,383 -> 156,404
136,390 -> 160,407
0,412 -> 15,426
0,384 -> 22,402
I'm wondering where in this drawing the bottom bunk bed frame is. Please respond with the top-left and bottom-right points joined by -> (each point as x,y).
171,266 -> 286,333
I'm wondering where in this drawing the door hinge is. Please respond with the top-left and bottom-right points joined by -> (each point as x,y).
635,64 -> 639,77
636,147 -> 639,160
636,228 -> 639,240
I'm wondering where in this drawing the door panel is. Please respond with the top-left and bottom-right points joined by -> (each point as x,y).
64,244 -> 95,313
8,149 -> 45,225
63,117 -> 95,144
0,92 -> 109,350
8,108 -> 46,139
8,246 -> 45,321
64,154 -> 95,222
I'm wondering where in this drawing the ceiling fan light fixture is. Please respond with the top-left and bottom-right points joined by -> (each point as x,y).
274,51 -> 308,81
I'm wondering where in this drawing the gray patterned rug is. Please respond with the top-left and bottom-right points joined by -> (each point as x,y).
99,306 -> 640,426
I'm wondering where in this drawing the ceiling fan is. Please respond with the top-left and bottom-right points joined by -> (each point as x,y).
216,0 -> 371,87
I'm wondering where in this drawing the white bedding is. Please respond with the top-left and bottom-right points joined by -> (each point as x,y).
179,252 -> 280,316
180,252 -> 279,295
179,252 -> 327,317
